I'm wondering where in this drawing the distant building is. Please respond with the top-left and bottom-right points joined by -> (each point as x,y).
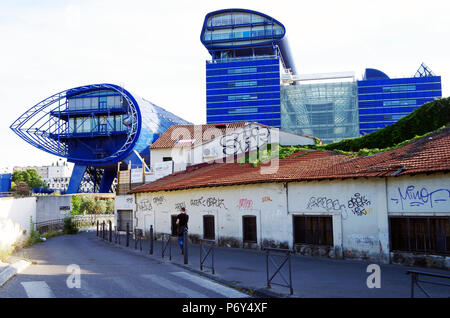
357,64 -> 442,135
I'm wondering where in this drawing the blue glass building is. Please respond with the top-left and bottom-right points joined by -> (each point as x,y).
357,65 -> 442,135
10,84 -> 190,193
201,9 -> 296,128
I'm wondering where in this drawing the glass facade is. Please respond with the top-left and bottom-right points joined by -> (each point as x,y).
281,82 -> 359,144
206,56 -> 282,127
357,75 -> 442,135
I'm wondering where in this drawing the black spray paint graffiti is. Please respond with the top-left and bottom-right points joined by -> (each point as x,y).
137,199 -> 153,212
190,196 -> 227,209
153,196 -> 165,206
220,126 -> 271,155
175,202 -> 186,210
306,197 -> 347,213
347,193 -> 371,216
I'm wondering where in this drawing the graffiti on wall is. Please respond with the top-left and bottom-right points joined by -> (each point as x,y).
220,126 -> 271,155
190,196 -> 227,209
175,202 -> 186,210
237,198 -> 253,210
390,185 -> 450,210
262,196 -> 272,203
137,199 -> 153,212
306,196 -> 347,212
348,193 -> 372,216
153,196 -> 165,206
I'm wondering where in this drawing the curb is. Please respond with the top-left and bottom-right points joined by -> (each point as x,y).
0,259 -> 31,287
94,236 -> 289,298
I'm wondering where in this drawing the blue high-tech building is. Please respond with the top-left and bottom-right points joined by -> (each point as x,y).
10,84 -> 190,193
201,9 -> 296,128
357,64 -> 442,135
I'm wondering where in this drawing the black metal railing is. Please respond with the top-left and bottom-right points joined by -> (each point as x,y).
199,239 -> 215,274
35,218 -> 65,234
407,270 -> 450,298
161,233 -> 173,260
264,247 -> 293,295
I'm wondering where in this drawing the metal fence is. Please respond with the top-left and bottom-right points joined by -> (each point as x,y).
407,270 -> 450,298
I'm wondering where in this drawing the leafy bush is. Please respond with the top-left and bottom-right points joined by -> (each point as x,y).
24,216 -> 43,247
63,217 -> 78,235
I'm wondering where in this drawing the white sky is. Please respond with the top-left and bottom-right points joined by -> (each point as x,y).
1,0 -> 449,170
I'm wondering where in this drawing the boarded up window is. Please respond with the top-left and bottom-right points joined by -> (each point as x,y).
203,215 -> 215,240
243,216 -> 257,243
293,215 -> 333,246
117,210 -> 133,231
390,217 -> 450,255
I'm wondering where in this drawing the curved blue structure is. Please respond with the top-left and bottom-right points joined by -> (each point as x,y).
200,8 -> 296,73
10,84 -> 190,193
363,68 -> 390,80
201,9 -> 296,128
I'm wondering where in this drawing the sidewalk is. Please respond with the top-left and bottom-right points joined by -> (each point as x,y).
93,230 -> 450,298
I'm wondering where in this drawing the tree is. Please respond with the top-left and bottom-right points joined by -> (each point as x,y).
80,195 -> 95,214
71,195 -> 82,215
11,169 -> 45,191
106,198 -> 114,214
94,199 -> 107,214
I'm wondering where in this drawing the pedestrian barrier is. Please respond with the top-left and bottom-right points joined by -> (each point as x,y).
161,233 -> 173,260
114,227 -> 121,245
35,218 -> 65,234
199,239 -> 215,274
149,225 -> 154,255
126,223 -> 130,247
264,247 -> 293,295
134,229 -> 143,251
407,270 -> 450,298
183,229 -> 188,265
108,220 -> 112,242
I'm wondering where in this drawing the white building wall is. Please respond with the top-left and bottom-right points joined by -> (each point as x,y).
387,174 -> 450,215
288,179 -> 389,261
134,183 -> 289,247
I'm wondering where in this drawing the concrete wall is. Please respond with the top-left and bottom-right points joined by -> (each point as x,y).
0,197 -> 37,254
35,196 -> 72,224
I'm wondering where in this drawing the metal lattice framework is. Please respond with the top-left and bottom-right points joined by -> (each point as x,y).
10,84 -> 140,165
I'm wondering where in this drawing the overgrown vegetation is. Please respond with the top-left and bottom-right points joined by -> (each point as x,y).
23,216 -> 44,248
63,217 -> 78,235
71,195 -> 114,215
10,169 -> 47,197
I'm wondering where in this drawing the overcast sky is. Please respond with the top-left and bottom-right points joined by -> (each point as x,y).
1,0 -> 449,171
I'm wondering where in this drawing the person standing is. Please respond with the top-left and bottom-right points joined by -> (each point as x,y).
176,207 -> 189,254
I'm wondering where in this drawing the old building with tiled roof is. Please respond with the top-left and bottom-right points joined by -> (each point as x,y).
118,128 -> 450,269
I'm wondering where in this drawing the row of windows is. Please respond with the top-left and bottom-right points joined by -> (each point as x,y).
68,115 -> 128,134
206,57 -> 279,69
357,76 -> 441,87
358,83 -> 441,94
358,97 -> 434,108
206,72 -> 280,83
207,65 -> 279,76
207,78 -> 279,89
207,85 -> 280,97
206,98 -> 280,108
359,122 -> 395,129
207,112 -> 281,122
204,28 -> 283,42
359,114 -> 406,122
359,106 -> 418,115
67,95 -> 124,111
358,90 -> 442,101
207,92 -> 280,103
207,13 -> 267,28
207,106 -> 280,116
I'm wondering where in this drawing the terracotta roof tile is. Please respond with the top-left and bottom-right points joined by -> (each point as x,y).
131,127 -> 450,193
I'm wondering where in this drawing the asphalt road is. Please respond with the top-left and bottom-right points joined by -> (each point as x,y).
0,231 -> 250,298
